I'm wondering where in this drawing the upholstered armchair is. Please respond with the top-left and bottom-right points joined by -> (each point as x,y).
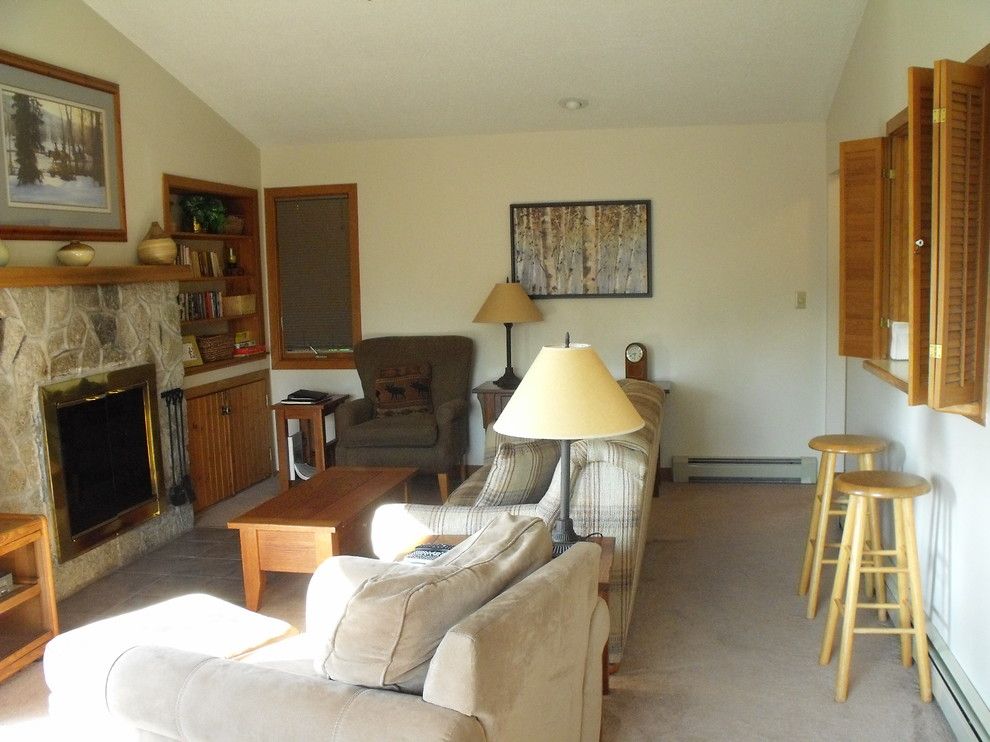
335,335 -> 473,501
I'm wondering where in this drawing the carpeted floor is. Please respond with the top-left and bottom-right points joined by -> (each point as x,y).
0,479 -> 954,740
603,481 -> 953,741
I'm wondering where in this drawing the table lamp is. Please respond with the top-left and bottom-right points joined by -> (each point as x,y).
473,280 -> 542,388
494,335 -> 644,552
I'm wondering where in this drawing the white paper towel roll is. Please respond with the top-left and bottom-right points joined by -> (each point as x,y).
890,321 -> 909,360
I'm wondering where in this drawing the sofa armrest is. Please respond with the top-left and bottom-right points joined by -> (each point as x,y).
371,502 -> 544,561
423,542 -> 605,742
104,645 -> 484,742
335,398 -> 374,434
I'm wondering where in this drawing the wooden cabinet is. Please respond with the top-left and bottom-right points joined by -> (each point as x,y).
164,174 -> 266,377
0,514 -> 58,683
839,52 -> 990,423
186,371 -> 273,512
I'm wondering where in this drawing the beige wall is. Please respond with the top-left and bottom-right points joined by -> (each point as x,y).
827,0 -> 990,720
0,0 -> 260,267
262,122 -> 829,466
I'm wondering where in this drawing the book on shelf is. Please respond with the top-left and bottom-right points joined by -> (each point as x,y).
176,243 -> 224,278
232,344 -> 267,357
177,289 -> 224,322
286,389 -> 331,402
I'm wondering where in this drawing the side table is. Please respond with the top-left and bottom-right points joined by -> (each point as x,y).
472,381 -> 515,429
272,394 -> 348,491
0,513 -> 59,682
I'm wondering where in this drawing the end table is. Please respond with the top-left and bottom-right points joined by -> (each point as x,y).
272,394 -> 348,491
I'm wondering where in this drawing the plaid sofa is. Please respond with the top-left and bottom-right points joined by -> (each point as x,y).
371,379 -> 665,665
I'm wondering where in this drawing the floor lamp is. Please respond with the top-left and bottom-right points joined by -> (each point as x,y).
493,337 -> 643,552
473,281 -> 542,389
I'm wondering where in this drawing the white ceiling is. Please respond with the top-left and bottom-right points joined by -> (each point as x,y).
83,0 -> 867,147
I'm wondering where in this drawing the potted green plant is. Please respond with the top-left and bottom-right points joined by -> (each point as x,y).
180,195 -> 227,233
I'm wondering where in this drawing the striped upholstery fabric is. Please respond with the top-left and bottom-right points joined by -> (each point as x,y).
371,378 -> 664,665
475,440 -> 560,507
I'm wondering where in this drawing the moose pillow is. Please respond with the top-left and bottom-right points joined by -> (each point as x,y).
373,365 -> 432,417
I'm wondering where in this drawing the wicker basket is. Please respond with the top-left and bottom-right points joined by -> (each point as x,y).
197,334 -> 234,363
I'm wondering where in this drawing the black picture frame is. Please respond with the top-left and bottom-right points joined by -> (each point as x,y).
510,199 -> 651,298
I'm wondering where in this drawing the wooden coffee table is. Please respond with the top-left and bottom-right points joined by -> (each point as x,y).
228,466 -> 417,610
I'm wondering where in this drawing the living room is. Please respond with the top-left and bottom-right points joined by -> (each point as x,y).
1,0 -> 989,739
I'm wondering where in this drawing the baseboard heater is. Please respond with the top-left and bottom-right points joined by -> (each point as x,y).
671,456 -> 817,484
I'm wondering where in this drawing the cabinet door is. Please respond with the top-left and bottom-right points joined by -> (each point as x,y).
908,67 -> 934,405
187,391 -> 234,511
839,138 -> 885,359
227,379 -> 273,493
929,60 -> 990,419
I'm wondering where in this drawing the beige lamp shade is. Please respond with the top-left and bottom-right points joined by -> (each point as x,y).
473,282 -> 543,324
494,343 -> 644,440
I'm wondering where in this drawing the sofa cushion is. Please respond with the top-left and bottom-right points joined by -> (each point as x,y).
475,440 -> 560,507
340,412 -> 438,448
373,364 -> 432,417
315,513 -> 551,693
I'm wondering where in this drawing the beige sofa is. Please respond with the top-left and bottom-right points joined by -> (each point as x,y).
45,517 -> 608,742
372,378 -> 664,665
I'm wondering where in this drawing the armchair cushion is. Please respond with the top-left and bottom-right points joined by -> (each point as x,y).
373,364 -> 433,417
316,514 -> 551,694
340,412 -> 438,448
475,439 -> 560,507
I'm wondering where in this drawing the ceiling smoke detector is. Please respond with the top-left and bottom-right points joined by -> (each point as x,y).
558,97 -> 588,111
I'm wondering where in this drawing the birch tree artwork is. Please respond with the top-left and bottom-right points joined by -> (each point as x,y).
1,87 -> 109,211
511,200 -> 651,297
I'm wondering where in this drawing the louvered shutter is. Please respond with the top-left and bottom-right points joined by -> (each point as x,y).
930,60 -> 990,417
908,67 -> 934,405
839,138 -> 885,359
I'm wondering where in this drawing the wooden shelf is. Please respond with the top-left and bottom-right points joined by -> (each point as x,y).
178,274 -> 228,284
173,231 -> 252,242
0,582 -> 39,614
0,514 -> 57,683
0,265 -> 192,288
185,352 -> 269,376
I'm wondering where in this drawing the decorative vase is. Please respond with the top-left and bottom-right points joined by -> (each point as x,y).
0,237 -> 8,267
137,221 -> 178,265
56,241 -> 95,267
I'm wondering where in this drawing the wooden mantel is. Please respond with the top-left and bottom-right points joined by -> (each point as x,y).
0,265 -> 192,288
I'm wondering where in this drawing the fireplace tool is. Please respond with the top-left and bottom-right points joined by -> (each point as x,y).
174,388 -> 196,503
161,389 -> 187,506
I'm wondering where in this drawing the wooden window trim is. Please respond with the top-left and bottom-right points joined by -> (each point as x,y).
264,183 -> 361,370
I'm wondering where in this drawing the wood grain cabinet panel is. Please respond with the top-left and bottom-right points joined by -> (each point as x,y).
187,371 -> 273,512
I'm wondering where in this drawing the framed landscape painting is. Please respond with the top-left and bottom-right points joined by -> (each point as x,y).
0,49 -> 127,241
510,200 -> 651,298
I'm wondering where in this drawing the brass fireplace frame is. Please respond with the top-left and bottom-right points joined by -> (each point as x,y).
39,363 -> 166,562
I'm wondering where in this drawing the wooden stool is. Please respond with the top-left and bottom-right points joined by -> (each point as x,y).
819,470 -> 932,702
799,435 -> 887,619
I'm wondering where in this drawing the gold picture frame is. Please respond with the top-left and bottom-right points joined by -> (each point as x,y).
181,335 -> 203,367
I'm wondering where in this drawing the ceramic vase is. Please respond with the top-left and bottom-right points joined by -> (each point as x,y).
137,222 -> 178,265
56,241 -> 95,266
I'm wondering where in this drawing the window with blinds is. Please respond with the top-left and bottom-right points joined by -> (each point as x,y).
264,184 -> 361,369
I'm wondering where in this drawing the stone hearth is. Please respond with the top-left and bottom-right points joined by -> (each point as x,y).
0,281 -> 193,598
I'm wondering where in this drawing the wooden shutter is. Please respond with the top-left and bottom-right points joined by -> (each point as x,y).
839,138 -> 885,358
908,67 -> 934,405
929,60 -> 990,419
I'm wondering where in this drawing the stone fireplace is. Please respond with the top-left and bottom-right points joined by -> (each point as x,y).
0,281 -> 193,598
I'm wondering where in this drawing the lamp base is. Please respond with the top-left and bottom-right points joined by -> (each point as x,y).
551,516 -> 584,556
493,367 -> 521,389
